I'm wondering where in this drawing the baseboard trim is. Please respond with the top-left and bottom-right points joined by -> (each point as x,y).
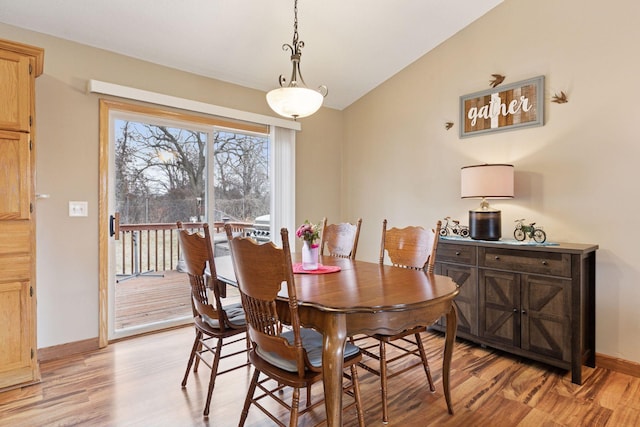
597,352 -> 640,378
38,338 -> 100,363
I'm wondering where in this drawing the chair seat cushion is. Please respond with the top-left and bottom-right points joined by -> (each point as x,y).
256,328 -> 360,372
201,302 -> 246,328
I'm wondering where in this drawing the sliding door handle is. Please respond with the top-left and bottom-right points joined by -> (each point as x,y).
110,212 -> 120,239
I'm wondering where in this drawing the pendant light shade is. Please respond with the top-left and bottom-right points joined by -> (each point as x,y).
267,0 -> 327,120
266,86 -> 324,119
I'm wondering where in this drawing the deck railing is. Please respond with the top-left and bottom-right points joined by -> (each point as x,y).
115,221 -> 253,279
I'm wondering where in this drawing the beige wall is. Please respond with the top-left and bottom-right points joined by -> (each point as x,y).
0,23 -> 344,348
344,0 -> 640,363
1,0 -> 639,365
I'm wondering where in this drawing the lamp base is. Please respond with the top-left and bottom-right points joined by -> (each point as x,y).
469,210 -> 501,241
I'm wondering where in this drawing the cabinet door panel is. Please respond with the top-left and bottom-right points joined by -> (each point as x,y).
440,263 -> 477,335
479,269 -> 520,347
521,275 -> 571,361
0,50 -> 30,132
0,221 -> 30,254
0,280 -> 34,389
0,131 -> 30,220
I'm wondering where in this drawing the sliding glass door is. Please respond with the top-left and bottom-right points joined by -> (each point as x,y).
105,104 -> 270,340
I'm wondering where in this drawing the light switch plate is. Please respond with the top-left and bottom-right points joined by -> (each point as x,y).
69,201 -> 88,217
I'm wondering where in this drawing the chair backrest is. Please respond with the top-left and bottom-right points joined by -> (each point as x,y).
319,217 -> 362,260
176,221 -> 230,330
225,225 -> 311,377
379,220 -> 442,272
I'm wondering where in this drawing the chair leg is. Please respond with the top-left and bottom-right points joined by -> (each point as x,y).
238,368 -> 260,427
289,387 -> 300,427
350,364 -> 365,427
194,337 -> 204,372
415,332 -> 435,392
182,330 -> 202,387
379,340 -> 389,424
203,337 -> 224,417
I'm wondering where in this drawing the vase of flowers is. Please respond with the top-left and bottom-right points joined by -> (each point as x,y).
296,220 -> 320,270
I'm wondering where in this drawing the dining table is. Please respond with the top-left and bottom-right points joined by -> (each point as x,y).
213,254 -> 460,426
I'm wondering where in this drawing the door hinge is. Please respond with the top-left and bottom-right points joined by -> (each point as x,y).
29,63 -> 33,75
30,286 -> 33,297
29,116 -> 33,127
30,139 -> 33,150
30,203 -> 34,213
31,348 -> 34,359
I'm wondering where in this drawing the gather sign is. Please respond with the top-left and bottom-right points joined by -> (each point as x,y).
459,76 -> 544,138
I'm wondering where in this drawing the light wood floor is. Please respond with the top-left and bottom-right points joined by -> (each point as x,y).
1,327 -> 639,426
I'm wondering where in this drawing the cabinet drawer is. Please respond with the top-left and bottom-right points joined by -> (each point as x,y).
480,248 -> 571,278
437,243 -> 476,265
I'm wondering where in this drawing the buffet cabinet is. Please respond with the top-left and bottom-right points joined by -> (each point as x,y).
0,38 -> 44,390
433,238 -> 598,384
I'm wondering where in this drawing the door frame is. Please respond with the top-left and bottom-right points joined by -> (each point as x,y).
97,99 -> 270,347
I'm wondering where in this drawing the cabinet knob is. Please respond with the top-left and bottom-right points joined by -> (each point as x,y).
494,256 -> 500,260
541,260 -> 548,265
513,308 -> 518,313
521,309 -> 527,315
455,251 -> 461,256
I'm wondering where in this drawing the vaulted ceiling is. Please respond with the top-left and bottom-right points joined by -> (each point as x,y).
0,0 -> 503,110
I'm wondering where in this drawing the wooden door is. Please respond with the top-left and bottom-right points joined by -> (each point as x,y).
521,274 -> 571,361
0,49 -> 31,132
438,263 -> 477,336
0,280 -> 33,388
0,130 -> 31,220
0,130 -> 36,388
0,38 -> 41,391
479,269 -> 520,348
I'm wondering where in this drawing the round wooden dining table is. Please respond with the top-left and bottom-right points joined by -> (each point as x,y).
215,254 -> 460,426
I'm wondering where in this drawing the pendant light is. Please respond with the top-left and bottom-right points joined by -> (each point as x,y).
266,0 -> 327,120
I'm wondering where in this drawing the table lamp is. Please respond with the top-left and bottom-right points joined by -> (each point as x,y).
461,164 -> 514,240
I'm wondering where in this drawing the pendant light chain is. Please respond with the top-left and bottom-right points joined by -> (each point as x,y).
266,0 -> 327,120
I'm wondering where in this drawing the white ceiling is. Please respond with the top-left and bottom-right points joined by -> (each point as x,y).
0,0 -> 502,110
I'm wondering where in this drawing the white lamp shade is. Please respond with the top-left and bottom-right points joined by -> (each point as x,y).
266,86 -> 324,119
461,164 -> 514,199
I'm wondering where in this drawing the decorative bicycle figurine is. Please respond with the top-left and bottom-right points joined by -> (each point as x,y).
440,216 -> 470,238
514,219 -> 547,243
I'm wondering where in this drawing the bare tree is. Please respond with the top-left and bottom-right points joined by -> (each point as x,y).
115,120 -> 269,224
214,131 -> 269,220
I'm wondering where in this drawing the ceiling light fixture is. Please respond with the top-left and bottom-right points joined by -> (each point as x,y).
266,0 -> 327,120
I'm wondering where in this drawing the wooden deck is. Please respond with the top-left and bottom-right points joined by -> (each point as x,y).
114,269 -> 241,330
115,270 -> 192,330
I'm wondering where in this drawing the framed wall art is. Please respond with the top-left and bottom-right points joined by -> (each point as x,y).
460,75 -> 544,138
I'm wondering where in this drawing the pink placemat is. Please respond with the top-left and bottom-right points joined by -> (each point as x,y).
292,263 -> 341,274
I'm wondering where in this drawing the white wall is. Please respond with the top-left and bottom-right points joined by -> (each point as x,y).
343,0 -> 640,362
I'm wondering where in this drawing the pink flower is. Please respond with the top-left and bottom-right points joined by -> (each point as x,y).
296,220 -> 320,244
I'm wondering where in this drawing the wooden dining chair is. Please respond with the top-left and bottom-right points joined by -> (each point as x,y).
319,217 -> 362,260
224,224 -> 365,427
176,221 -> 249,417
359,219 -> 442,423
